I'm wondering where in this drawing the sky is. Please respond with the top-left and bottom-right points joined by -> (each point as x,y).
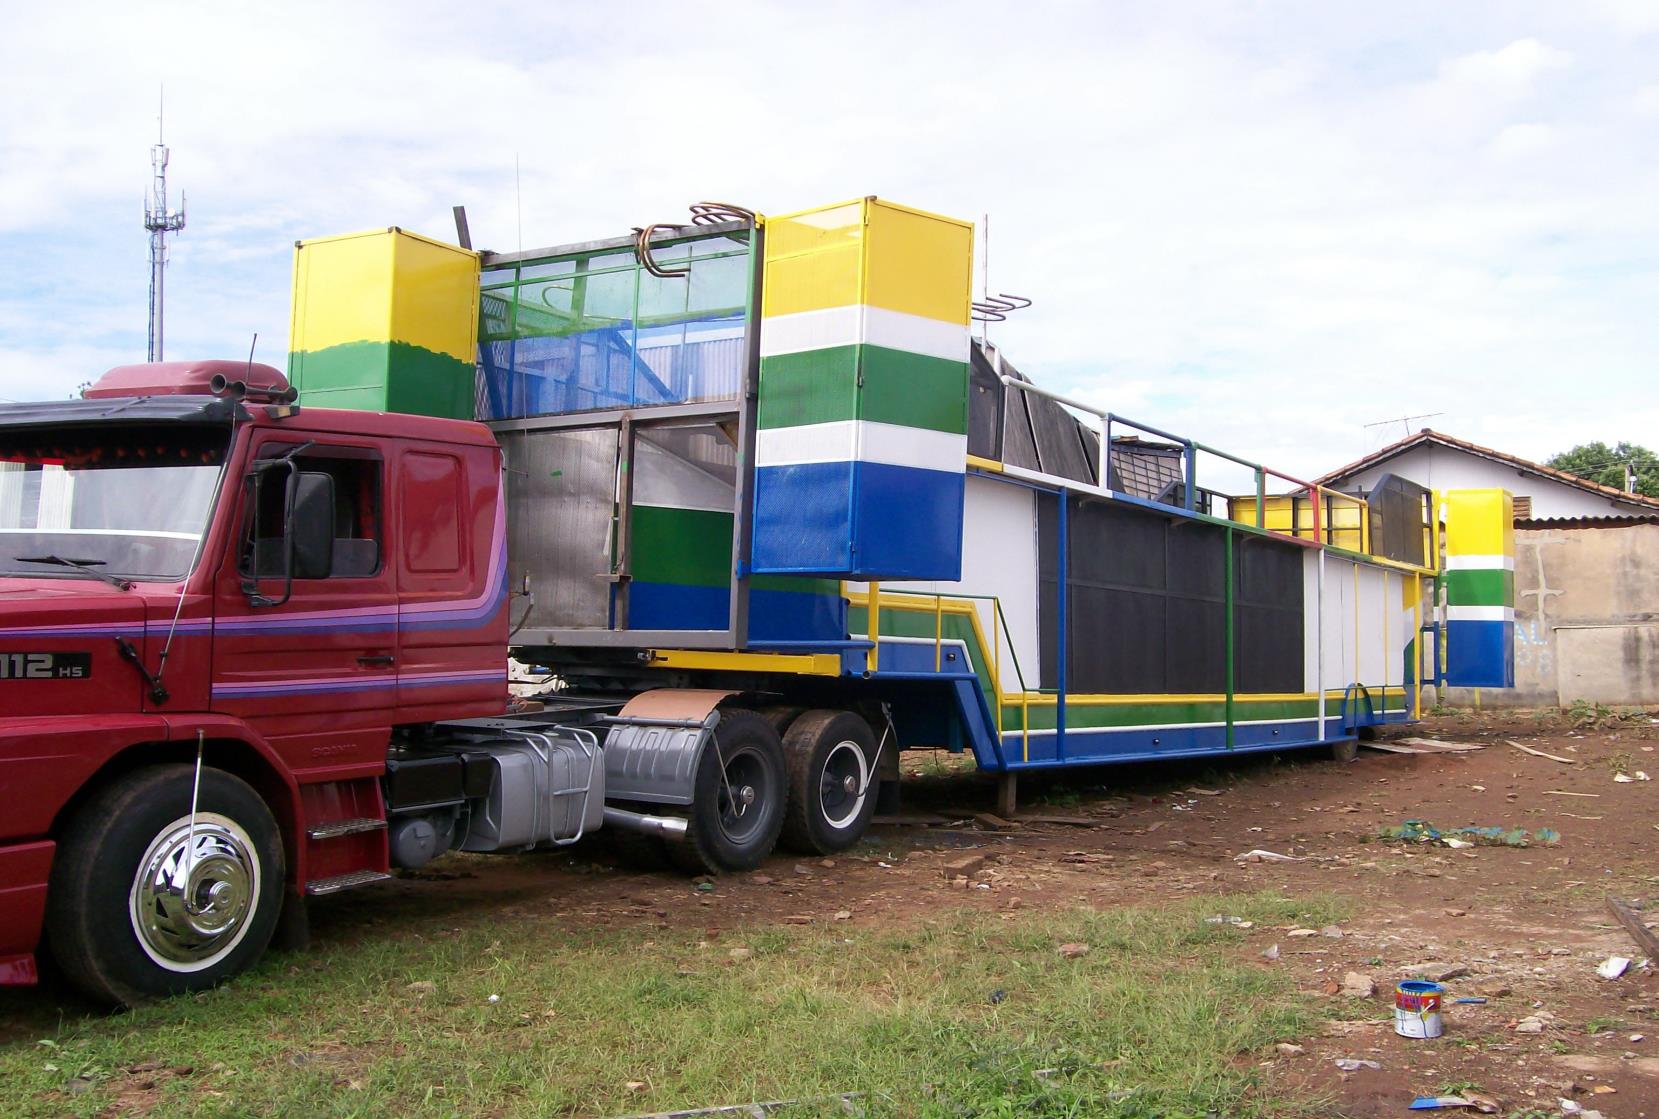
2,0 -> 1656,481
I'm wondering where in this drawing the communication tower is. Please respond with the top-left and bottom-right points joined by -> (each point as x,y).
143,106 -> 186,362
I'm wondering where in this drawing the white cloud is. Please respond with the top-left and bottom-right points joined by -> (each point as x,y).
1438,38 -> 1572,94
1,1 -> 1657,478
1487,122 -> 1557,157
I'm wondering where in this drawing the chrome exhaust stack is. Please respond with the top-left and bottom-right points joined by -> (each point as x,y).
602,807 -> 689,842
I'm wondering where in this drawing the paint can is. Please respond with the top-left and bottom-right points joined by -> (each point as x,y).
1394,980 -> 1444,1038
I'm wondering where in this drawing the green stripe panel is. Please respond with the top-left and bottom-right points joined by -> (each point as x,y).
1445,567 -> 1514,607
632,505 -> 841,596
751,573 -> 841,594
631,506 -> 732,587
758,345 -> 967,434
289,339 -> 475,420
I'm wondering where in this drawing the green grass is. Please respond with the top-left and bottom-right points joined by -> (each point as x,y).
0,891 -> 1345,1118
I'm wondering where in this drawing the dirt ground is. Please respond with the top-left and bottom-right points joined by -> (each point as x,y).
11,708 -> 1659,1116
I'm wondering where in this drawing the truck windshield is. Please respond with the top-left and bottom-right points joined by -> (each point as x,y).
0,424 -> 229,581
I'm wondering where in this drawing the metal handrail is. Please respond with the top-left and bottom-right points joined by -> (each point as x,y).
997,375 -> 1382,555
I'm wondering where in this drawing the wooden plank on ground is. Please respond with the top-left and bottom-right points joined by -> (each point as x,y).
1607,896 -> 1659,959
1360,741 -> 1432,754
1508,739 -> 1576,764
1395,737 -> 1486,752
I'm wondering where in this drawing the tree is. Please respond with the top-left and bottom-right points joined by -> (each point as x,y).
1546,441 -> 1659,499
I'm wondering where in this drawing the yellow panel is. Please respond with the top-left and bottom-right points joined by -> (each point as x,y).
390,232 -> 481,363
291,228 -> 477,358
763,199 -> 866,261
761,197 -> 973,325
864,199 -> 973,326
761,201 -> 865,321
1444,489 -> 1514,557
290,230 -> 395,352
644,649 -> 842,677
1230,493 -> 1367,551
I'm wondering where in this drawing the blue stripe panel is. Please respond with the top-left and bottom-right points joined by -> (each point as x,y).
752,459 -> 964,580
1445,619 -> 1515,688
750,587 -> 845,643
629,581 -> 846,641
630,582 -> 729,630
753,460 -> 856,573
996,721 -> 1347,770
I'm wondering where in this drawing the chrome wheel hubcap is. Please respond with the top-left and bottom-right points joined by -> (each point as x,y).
129,814 -> 260,972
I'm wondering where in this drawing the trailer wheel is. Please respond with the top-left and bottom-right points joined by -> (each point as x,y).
756,705 -> 805,739
672,710 -> 786,874
46,765 -> 284,1007
780,710 -> 879,855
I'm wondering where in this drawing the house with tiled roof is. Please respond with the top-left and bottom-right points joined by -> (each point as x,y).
1317,429 -> 1659,522
1317,430 -> 1658,709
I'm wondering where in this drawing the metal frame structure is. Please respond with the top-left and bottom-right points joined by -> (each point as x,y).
479,220 -> 764,652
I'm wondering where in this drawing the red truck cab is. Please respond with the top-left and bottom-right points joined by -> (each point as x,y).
0,361 -> 507,1002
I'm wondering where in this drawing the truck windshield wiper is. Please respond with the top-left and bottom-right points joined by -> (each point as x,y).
12,554 -> 134,591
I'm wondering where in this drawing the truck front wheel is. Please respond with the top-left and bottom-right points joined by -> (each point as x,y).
46,764 -> 285,1006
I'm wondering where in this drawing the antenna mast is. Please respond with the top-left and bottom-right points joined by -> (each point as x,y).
144,94 -> 186,362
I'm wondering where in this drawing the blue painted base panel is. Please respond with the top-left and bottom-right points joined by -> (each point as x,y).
628,582 -> 846,642
1446,620 -> 1516,688
752,460 -> 965,581
994,723 -> 1354,771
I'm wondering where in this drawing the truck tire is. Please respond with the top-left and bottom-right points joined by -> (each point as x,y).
46,764 -> 285,1007
756,705 -> 804,739
779,709 -> 879,855
671,710 -> 786,874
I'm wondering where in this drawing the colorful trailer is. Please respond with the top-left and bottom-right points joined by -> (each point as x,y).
291,197 -> 1511,814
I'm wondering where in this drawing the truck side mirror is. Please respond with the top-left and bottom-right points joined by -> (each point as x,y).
243,464 -> 335,607
288,472 -> 335,580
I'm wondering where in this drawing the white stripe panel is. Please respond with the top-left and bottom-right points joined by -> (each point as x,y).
756,420 -> 966,473
1444,554 -> 1515,571
759,305 -> 970,363
1446,605 -> 1515,622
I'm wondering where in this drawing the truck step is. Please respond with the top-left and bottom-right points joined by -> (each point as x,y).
305,870 -> 393,896
306,817 -> 388,840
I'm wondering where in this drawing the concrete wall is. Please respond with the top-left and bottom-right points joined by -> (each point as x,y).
1444,522 -> 1659,707
1343,444 -> 1649,520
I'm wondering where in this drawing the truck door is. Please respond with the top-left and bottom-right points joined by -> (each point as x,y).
211,436 -> 399,753
394,443 -> 508,722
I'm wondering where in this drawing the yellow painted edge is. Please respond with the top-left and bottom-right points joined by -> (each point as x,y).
763,196 -> 870,225
765,195 -> 974,232
644,649 -> 841,677
295,226 -> 478,257
966,454 -> 1004,473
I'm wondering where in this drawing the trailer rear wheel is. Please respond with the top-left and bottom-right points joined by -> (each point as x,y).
671,710 -> 786,874
46,765 -> 284,1007
780,710 -> 879,855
